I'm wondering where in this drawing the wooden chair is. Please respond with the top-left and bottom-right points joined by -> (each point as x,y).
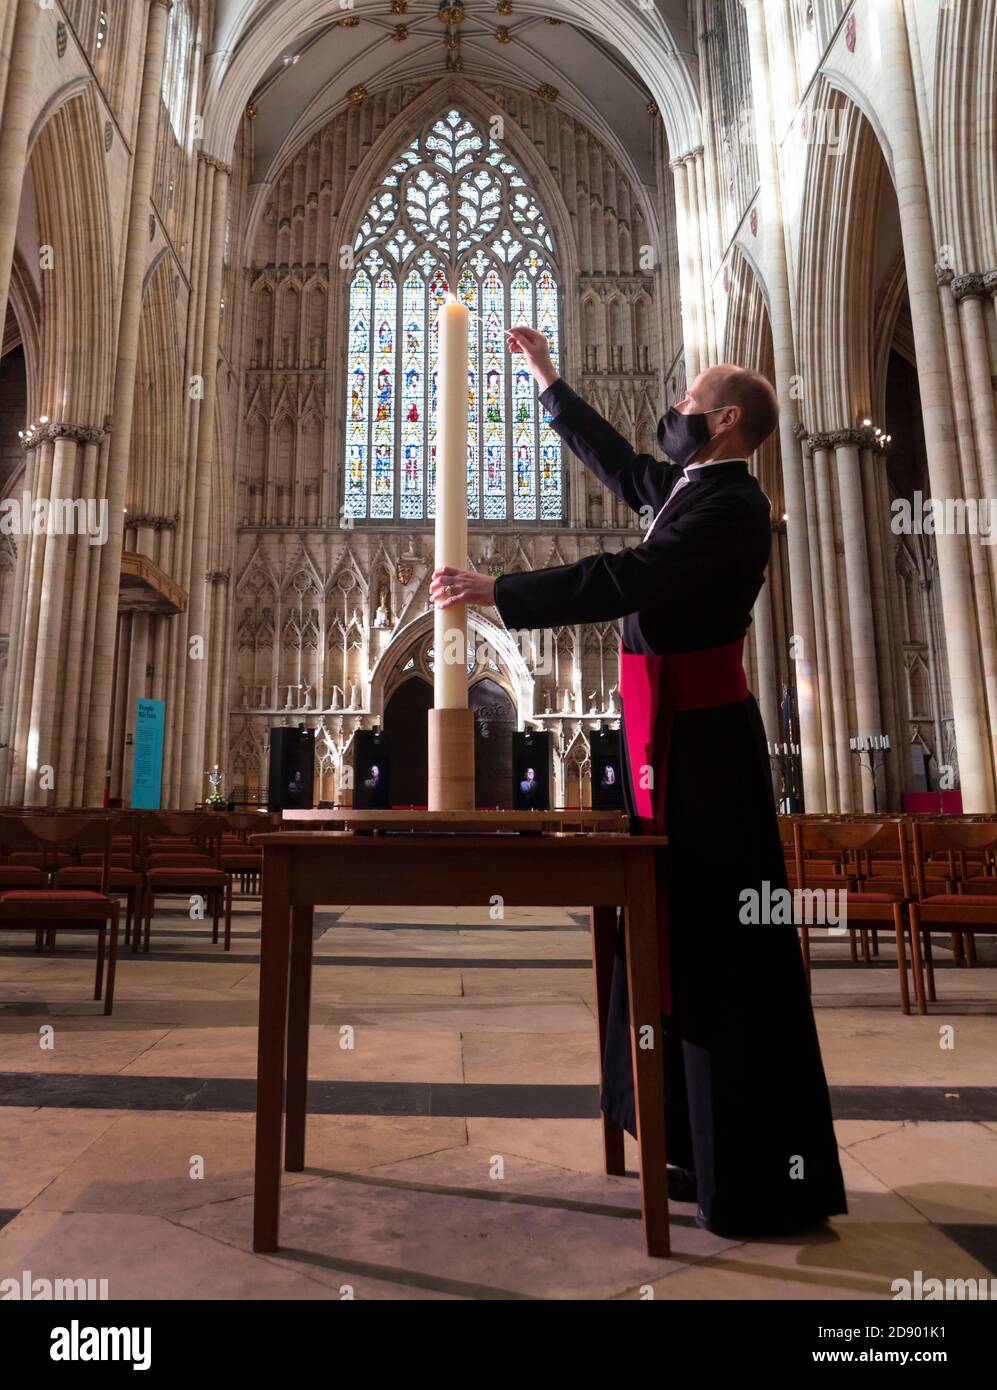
0,814 -> 120,1015
54,812 -> 143,947
794,818 -> 925,1015
217,812 -> 281,895
909,821 -> 997,1003
139,813 -> 230,953
779,814 -> 848,890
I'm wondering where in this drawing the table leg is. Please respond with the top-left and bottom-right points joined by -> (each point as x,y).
284,905 -> 314,1172
253,848 -> 292,1253
589,906 -> 626,1176
623,856 -> 670,1257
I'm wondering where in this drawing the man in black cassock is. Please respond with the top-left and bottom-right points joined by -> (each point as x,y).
430,327 -> 847,1239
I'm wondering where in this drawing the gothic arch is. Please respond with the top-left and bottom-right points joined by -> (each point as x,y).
368,608 -> 533,721
204,1 -> 702,170
127,255 -> 184,531
5,252 -> 42,429
27,86 -> 115,424
933,0 -> 997,270
796,84 -> 889,431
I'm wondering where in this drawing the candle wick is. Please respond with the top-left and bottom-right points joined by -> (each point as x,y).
445,291 -> 457,304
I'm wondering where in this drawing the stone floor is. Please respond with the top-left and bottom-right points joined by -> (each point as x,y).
0,899 -> 995,1300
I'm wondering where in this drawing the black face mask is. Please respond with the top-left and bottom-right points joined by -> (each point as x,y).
656,406 -> 711,467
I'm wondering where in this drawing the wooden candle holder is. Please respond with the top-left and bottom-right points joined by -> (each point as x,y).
428,707 -> 475,811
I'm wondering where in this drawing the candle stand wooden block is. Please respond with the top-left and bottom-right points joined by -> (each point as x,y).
428,706 -> 475,811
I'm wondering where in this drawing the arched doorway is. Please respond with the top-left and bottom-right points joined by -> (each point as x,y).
383,677 -> 433,806
471,677 -> 516,808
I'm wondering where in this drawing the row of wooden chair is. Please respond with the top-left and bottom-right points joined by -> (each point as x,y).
0,810 -> 281,1014
779,815 -> 997,1015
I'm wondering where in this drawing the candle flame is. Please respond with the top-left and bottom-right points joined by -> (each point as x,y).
444,291 -> 457,304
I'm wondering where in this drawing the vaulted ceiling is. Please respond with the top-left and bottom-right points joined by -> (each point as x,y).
203,1 -> 701,174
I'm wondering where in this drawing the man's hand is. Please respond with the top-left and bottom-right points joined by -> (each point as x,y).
507,325 -> 560,391
430,566 -> 496,610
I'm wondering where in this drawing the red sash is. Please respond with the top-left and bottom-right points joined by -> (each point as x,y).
619,638 -> 749,1011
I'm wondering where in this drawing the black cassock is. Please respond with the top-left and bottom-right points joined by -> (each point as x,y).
494,379 -> 847,1238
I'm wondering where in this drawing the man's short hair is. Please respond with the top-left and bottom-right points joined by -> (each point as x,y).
722,369 -> 780,453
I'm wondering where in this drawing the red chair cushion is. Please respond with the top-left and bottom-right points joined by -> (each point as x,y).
0,890 -> 108,901
148,869 -> 225,884
7,852 -> 73,867
56,868 -> 141,887
0,867 -> 47,886
845,891 -> 902,904
920,894 -> 997,907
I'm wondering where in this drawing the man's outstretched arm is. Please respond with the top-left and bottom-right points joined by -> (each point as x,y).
508,325 -> 668,515
490,492 -> 750,630
541,378 -> 670,514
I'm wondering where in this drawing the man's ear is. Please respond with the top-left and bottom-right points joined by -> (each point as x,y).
715,405 -> 741,435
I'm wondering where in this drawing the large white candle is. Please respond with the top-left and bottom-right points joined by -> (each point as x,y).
435,292 -> 470,710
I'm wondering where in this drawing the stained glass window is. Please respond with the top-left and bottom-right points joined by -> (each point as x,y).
342,109 -> 563,522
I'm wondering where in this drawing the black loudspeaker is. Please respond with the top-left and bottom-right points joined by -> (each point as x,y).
512,730 -> 552,811
268,727 -> 316,812
591,728 -> 625,811
354,729 -> 391,809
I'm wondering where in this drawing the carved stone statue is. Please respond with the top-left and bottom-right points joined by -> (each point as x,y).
300,682 -> 313,710
588,689 -> 599,714
543,688 -> 552,714
348,678 -> 360,710
372,588 -> 391,628
330,684 -> 343,711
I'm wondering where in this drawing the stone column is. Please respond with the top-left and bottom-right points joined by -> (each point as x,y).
692,148 -> 717,364
203,571 -> 230,773
874,0 -> 994,809
65,436 -> 112,805
952,274 -> 997,500
741,0 -> 826,810
83,0 -> 173,804
936,264 -> 997,752
24,433 -> 84,804
120,615 -> 151,798
668,154 -> 700,384
683,154 -> 707,374
163,154 -> 216,805
180,162 -> 231,807
811,440 -> 853,810
9,435 -> 54,803
751,551 -> 780,744
800,441 -> 836,803
0,0 -> 42,332
834,430 -> 885,810
861,446 -> 904,810
0,432 -> 34,794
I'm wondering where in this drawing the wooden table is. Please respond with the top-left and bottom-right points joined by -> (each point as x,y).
251,827 -> 672,1257
282,808 -> 630,833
